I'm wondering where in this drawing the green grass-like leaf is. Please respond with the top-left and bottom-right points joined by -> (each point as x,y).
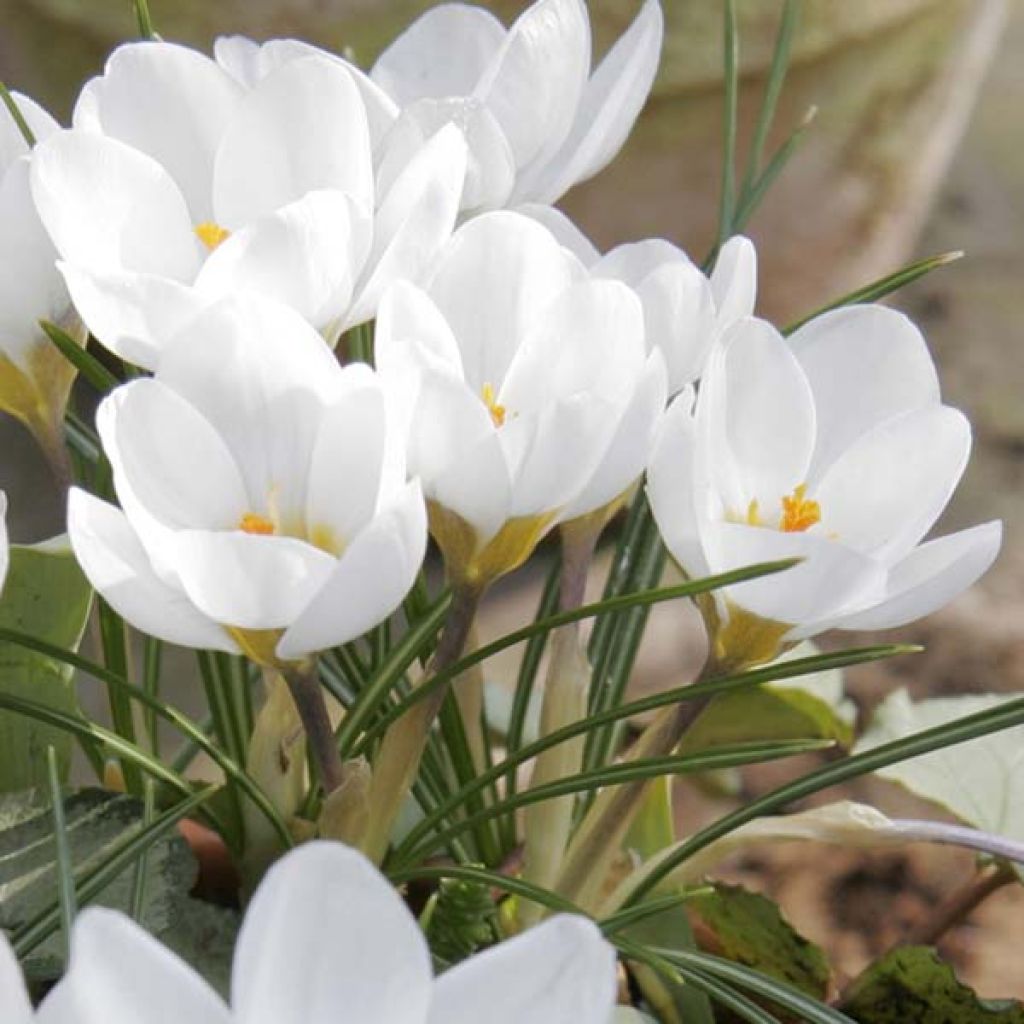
40,321 -> 120,394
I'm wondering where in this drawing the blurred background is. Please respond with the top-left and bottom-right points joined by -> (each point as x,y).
1,0 -> 1021,997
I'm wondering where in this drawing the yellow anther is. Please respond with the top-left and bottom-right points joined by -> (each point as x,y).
745,498 -> 761,526
195,221 -> 231,251
481,382 -> 506,427
780,484 -> 821,533
239,513 -> 275,536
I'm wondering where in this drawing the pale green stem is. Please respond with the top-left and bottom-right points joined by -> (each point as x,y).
519,517 -> 601,926
361,583 -> 482,864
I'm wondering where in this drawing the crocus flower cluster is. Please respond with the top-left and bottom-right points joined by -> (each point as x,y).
0,0 -> 1006,1014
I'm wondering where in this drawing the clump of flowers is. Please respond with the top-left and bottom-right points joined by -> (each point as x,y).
0,0 -> 1017,1020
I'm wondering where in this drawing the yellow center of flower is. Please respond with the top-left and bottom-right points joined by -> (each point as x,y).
780,484 -> 821,533
239,513 -> 276,536
481,382 -> 506,427
195,221 -> 231,251
736,484 -> 821,533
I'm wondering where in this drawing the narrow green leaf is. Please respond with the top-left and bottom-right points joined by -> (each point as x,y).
355,558 -> 801,756
96,598 -> 142,794
129,778 -> 156,922
0,539 -> 93,792
392,644 -> 914,862
40,320 -> 120,394
0,82 -> 36,145
784,251 -> 963,335
0,625 -> 291,848
396,739 -> 831,865
46,747 -> 76,962
717,0 -> 740,247
629,695 -> 1024,904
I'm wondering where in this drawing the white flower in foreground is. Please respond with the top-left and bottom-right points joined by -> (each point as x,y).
1,933 -> 31,1023
36,842 -> 617,1024
68,295 -> 426,664
0,91 -> 84,450
376,211 -> 662,586
29,40 -> 466,370
366,0 -> 664,213
521,204 -> 757,394
647,306 -> 1002,670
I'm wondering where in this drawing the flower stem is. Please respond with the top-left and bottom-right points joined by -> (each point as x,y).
361,583 -> 482,864
902,861 -> 1015,948
282,658 -> 344,795
520,518 -> 601,925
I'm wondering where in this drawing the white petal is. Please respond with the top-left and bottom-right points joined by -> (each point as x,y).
304,372 -> 389,549
563,350 -> 667,520
788,304 -> 941,477
813,405 -> 971,561
97,379 -> 248,532
347,124 -> 467,328
709,234 -> 757,327
431,427 -> 514,547
278,480 -> 427,658
646,388 -> 711,579
371,3 -> 507,105
594,239 -> 714,393
73,41 -> 243,221
30,130 -> 200,281
703,317 -> 816,512
506,395 -> 615,518
375,280 -> 464,380
515,202 -> 600,264
0,158 -> 70,366
428,915 -> 616,1024
37,908 -> 229,1024
173,530 -> 336,632
0,932 -> 31,1024
59,263 -> 211,369
475,0 -> 591,171
426,211 -> 582,390
155,295 -> 343,523
68,490 -> 236,652
0,90 -> 59,170
516,0 -> 663,204
213,56 -> 373,226
708,522 -> 887,630
376,97 -> 513,213
500,279 -> 646,414
833,521 -> 1002,631
212,34 -> 262,87
195,189 -> 370,334
232,842 -> 432,1024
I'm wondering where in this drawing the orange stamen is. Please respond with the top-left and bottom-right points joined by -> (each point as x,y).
239,513 -> 275,536
195,221 -> 231,251
780,484 -> 821,533
481,382 -> 506,427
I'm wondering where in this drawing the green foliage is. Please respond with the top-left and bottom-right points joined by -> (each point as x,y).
0,539 -> 92,792
842,948 -> 1024,1023
424,873 -> 498,967
689,884 -> 830,1015
0,788 -> 238,997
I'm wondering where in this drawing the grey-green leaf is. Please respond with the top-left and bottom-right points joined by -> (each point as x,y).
0,538 -> 92,792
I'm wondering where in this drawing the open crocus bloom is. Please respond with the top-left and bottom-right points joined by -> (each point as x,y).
520,205 -> 757,395
365,0 -> 663,213
0,91 -> 84,447
34,842 -> 616,1024
29,40 -> 466,370
68,294 -> 426,664
376,211 -> 661,586
647,306 -> 1002,670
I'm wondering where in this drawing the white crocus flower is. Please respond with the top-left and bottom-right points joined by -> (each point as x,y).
35,842 -> 617,1024
29,40 -> 467,370
67,295 -> 426,664
0,91 -> 84,455
365,0 -> 663,214
1,932 -> 32,1023
376,211 -> 658,587
647,306 -> 1002,670
520,204 -> 757,395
